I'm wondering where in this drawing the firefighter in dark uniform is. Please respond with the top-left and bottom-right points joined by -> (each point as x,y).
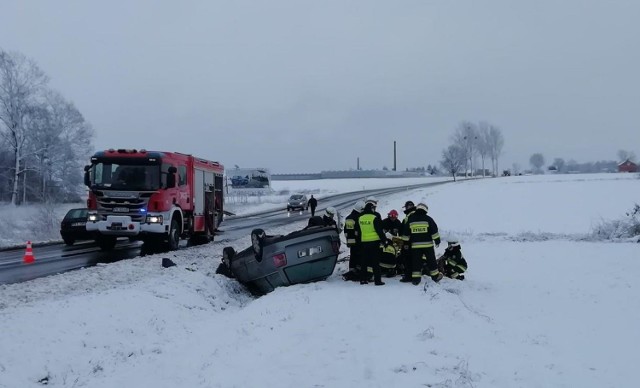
355,199 -> 386,285
342,200 -> 365,281
382,209 -> 402,236
437,240 -> 468,280
401,202 -> 443,285
399,200 -> 416,280
379,209 -> 402,276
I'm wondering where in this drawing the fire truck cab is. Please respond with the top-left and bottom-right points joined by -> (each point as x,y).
84,149 -> 224,251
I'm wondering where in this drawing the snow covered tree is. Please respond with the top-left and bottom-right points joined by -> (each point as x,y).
0,49 -> 49,205
440,144 -> 466,181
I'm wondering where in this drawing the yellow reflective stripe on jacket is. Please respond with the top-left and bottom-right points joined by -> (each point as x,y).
431,232 -> 440,240
345,219 -> 355,230
380,262 -> 395,269
359,214 -> 379,242
346,238 -> 356,244
412,242 -> 434,248
409,221 -> 430,234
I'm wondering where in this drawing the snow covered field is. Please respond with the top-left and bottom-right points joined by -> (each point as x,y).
1,173 -> 639,388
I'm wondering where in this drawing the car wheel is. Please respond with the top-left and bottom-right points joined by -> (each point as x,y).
251,228 -> 265,261
167,218 -> 180,251
63,237 -> 75,246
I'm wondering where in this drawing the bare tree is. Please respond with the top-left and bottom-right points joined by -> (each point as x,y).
617,150 -> 636,162
440,144 -> 466,181
487,125 -> 504,176
530,153 -> 545,173
553,157 -> 566,173
33,90 -> 93,201
477,122 -> 491,176
452,121 -> 478,176
0,49 -> 49,205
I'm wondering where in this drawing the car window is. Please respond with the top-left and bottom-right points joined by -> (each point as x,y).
290,195 -> 303,200
66,209 -> 87,219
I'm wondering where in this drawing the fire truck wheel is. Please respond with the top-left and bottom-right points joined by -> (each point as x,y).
96,236 -> 117,251
167,218 -> 180,251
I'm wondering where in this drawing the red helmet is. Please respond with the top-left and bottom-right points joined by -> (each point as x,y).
388,209 -> 398,218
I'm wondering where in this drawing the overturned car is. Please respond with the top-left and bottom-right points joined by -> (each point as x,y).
221,224 -> 341,295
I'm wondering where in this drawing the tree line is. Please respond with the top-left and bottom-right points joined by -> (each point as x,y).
0,49 -> 95,205
439,121 -> 505,181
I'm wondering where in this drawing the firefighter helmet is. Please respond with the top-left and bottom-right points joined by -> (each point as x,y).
354,200 -> 365,212
325,206 -> 336,217
364,196 -> 378,207
448,240 -> 461,248
403,200 -> 415,209
415,203 -> 428,213
388,209 -> 399,218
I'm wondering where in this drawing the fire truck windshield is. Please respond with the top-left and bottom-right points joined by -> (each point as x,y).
90,162 -> 160,191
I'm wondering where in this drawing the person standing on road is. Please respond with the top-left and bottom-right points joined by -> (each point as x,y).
355,199 -> 386,286
308,195 -> 318,216
401,202 -> 443,285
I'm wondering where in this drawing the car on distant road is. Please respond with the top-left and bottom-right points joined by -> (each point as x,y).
287,194 -> 308,212
60,208 -> 95,245
221,225 -> 340,295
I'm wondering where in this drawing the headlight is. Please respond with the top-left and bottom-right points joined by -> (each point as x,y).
146,215 -> 163,224
88,213 -> 98,222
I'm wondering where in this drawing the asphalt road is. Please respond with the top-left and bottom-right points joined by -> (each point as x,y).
0,180 -> 448,285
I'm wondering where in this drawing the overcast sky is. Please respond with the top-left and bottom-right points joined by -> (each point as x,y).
2,0 -> 638,173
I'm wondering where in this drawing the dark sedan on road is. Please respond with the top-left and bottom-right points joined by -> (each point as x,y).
60,208 -> 95,245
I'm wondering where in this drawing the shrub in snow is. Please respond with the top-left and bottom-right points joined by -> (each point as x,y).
591,203 -> 640,241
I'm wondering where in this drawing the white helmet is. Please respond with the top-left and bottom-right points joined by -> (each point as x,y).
365,195 -> 378,204
354,200 -> 365,212
325,206 -> 337,217
416,202 -> 428,213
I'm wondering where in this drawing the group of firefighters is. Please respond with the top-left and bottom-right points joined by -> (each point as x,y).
340,196 -> 468,286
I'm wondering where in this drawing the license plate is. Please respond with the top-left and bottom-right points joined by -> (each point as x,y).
113,207 -> 129,213
298,245 -> 322,258
72,222 -> 86,227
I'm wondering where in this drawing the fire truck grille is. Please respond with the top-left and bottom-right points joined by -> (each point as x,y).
95,193 -> 151,222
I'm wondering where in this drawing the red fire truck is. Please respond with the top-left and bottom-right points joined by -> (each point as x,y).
84,149 -> 224,251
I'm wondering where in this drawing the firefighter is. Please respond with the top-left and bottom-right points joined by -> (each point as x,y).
342,200 -> 365,281
355,199 -> 386,285
379,239 -> 399,277
399,200 -> 416,280
382,209 -> 402,236
323,206 -> 340,232
436,240 -> 468,280
401,202 -> 443,285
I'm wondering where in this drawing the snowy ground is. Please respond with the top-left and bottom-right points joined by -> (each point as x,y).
1,173 -> 639,388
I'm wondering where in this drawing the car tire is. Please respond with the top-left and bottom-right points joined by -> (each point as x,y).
63,237 -> 75,246
251,228 -> 265,261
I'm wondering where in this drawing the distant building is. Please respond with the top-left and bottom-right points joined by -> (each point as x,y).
618,159 -> 638,173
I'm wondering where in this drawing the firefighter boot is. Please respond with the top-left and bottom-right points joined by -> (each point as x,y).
431,272 -> 444,283
399,276 -> 412,283
411,277 -> 421,286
